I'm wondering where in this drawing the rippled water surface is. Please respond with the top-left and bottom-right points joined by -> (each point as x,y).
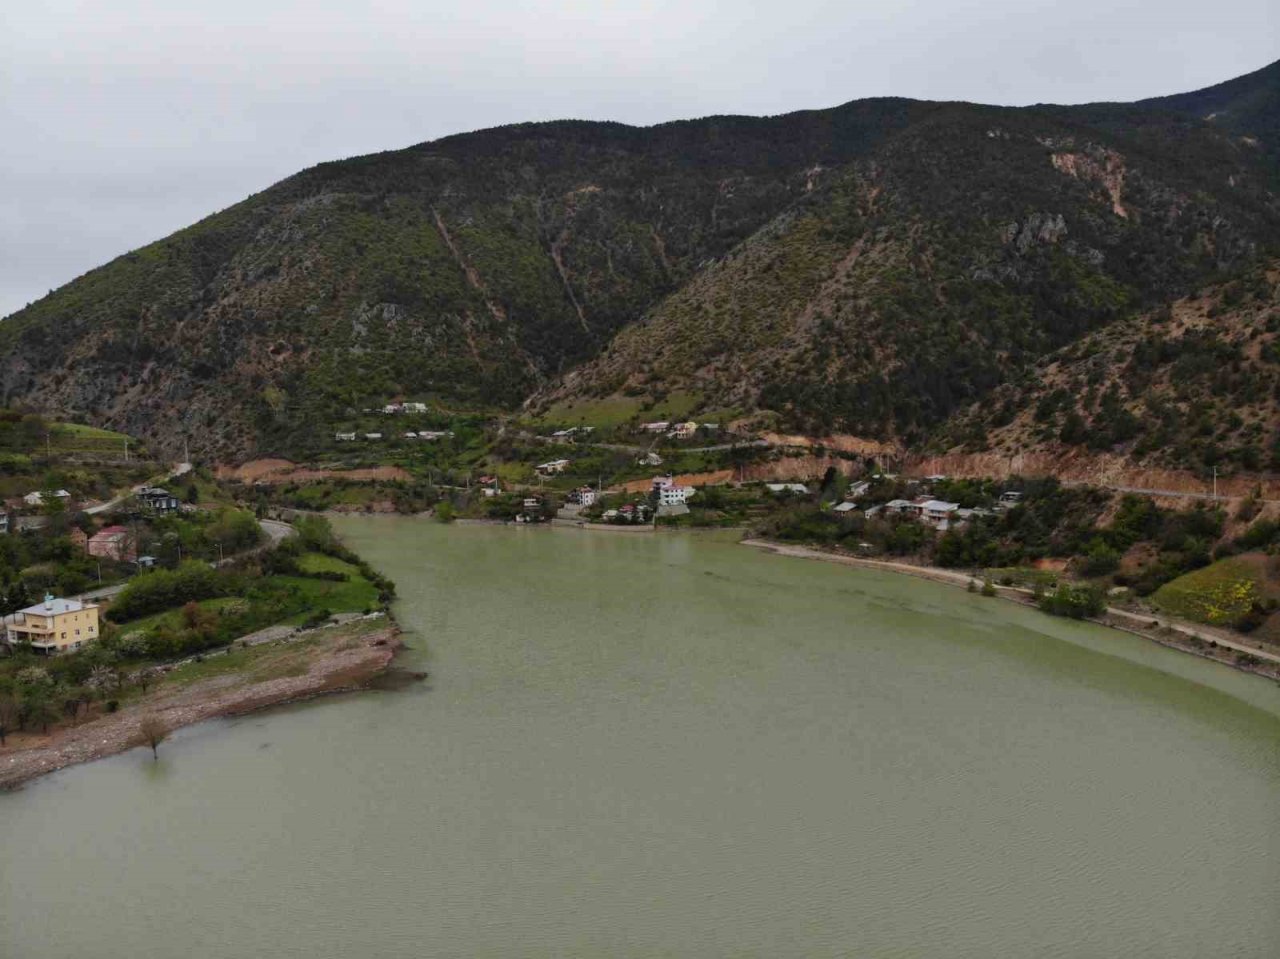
3,520 -> 1279,958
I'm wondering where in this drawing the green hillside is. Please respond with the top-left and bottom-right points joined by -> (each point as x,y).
1153,554 -> 1280,630
2,61 -> 1278,459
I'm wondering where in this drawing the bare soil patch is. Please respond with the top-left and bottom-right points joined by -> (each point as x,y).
219,459 -> 411,485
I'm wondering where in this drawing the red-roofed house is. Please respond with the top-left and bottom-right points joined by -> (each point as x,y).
87,525 -> 136,563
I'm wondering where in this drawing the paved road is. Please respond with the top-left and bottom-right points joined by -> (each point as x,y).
1067,481 -> 1280,505
744,539 -> 1280,668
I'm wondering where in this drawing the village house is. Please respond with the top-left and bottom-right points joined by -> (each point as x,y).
833,502 -> 858,513
883,496 -> 961,530
652,475 -> 694,506
364,432 -> 383,441
88,525 -> 137,562
658,485 -> 694,507
617,503 -> 651,523
535,459 -> 570,476
382,402 -> 426,414
668,421 -> 697,440
137,486 -> 180,514
640,421 -> 670,433
566,486 -> 597,507
998,491 -> 1023,507
847,480 -> 871,498
766,483 -> 809,495
516,497 -> 544,523
418,430 -> 454,441
335,432 -> 357,442
23,489 -> 71,508
6,595 -> 100,655
478,475 -> 501,497
637,451 -> 664,467
0,511 -> 9,535
919,499 -> 960,531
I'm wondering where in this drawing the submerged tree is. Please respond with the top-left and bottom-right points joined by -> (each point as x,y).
138,714 -> 170,760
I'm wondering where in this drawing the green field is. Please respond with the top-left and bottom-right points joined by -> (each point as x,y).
1153,554 -> 1280,628
538,390 -> 705,429
271,553 -> 380,617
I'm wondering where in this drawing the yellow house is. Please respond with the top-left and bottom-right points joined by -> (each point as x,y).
6,595 -> 100,655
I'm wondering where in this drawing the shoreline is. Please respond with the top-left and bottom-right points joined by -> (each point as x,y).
741,539 -> 1280,683
1,620 -> 406,792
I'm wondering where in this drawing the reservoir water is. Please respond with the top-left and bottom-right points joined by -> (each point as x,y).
3,520 -> 1279,957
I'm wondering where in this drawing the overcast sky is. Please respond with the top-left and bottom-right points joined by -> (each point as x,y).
2,0 -> 1275,319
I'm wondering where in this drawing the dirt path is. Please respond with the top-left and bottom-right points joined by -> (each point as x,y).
1,621 -> 403,791
741,539 -> 1280,676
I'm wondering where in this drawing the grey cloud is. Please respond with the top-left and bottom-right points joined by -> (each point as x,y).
2,0 -> 1275,317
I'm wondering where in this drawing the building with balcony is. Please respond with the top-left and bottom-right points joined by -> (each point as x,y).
6,596 -> 101,655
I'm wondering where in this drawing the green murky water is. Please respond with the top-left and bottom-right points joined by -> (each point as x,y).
3,520 -> 1279,958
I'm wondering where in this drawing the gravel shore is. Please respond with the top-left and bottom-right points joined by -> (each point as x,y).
1,622 -> 403,791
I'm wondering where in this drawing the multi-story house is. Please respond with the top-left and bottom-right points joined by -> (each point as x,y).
6,596 -> 101,655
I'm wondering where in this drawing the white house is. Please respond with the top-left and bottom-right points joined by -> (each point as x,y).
765,483 -> 809,495
637,451 -> 664,467
364,432 -> 383,440
335,432 -> 357,442
919,500 -> 960,531
833,502 -> 858,513
418,430 -> 454,441
658,485 -> 694,506
668,421 -> 697,439
535,459 -> 570,476
640,421 -> 670,433
998,491 -> 1023,507
847,480 -> 871,498
402,402 -> 427,414
567,486 -> 597,507
23,489 -> 70,507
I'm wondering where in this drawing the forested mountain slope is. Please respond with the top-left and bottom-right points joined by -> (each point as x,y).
936,261 -> 1280,473
3,60 -> 1279,458
537,64 -> 1280,442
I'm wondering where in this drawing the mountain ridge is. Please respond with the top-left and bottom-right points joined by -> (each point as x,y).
2,61 -> 1278,461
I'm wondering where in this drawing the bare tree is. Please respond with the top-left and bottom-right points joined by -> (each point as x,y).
133,666 -> 159,694
138,714 -> 170,760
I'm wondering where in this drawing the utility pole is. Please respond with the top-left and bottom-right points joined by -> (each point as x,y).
1212,466 -> 1218,500
124,437 -> 129,463
183,437 -> 190,466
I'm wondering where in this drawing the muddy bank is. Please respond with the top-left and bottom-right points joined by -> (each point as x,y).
741,539 -> 1280,683
1,622 -> 404,791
